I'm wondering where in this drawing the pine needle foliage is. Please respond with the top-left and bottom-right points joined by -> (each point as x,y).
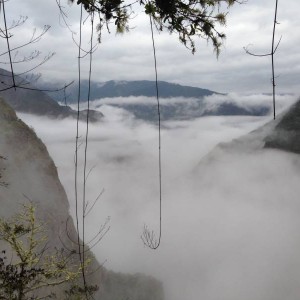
0,204 -> 97,300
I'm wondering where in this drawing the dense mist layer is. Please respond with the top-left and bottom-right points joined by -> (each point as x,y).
18,94 -> 300,300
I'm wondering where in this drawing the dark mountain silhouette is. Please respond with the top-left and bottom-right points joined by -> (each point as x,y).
39,79 -> 220,102
0,68 -> 103,121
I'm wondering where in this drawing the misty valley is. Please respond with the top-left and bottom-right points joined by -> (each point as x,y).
1,0 -> 300,298
12,94 -> 300,300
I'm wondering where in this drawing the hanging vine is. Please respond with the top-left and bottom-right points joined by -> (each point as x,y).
141,13 -> 162,250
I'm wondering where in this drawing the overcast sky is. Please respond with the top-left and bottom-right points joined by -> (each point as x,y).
2,0 -> 300,94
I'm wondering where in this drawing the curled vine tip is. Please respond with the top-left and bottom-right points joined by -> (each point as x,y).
141,224 -> 160,250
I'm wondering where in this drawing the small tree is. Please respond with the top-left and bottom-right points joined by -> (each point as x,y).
0,204 -> 97,299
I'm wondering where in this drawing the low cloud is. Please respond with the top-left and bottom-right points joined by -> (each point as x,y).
71,93 -> 298,122
74,92 -> 297,108
202,93 -> 297,113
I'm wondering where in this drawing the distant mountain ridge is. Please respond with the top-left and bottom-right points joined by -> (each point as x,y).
0,68 -> 276,122
38,79 -> 271,121
38,79 -> 221,103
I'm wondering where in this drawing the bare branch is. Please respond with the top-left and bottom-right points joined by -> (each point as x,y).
244,0 -> 280,119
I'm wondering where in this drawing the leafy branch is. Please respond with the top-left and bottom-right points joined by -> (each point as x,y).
71,0 -> 246,55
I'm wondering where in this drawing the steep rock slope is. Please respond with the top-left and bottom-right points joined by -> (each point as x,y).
195,98 -> 300,164
264,99 -> 300,153
0,98 -> 87,298
0,98 -> 163,300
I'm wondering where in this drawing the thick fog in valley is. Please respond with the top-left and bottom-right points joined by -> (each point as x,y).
18,93 -> 300,300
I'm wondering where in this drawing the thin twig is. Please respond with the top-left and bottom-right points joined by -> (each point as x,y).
2,0 -> 16,89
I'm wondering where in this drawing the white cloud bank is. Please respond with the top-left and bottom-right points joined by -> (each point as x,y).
72,93 -> 297,110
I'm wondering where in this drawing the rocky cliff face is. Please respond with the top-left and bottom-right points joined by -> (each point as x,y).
0,98 -> 164,300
